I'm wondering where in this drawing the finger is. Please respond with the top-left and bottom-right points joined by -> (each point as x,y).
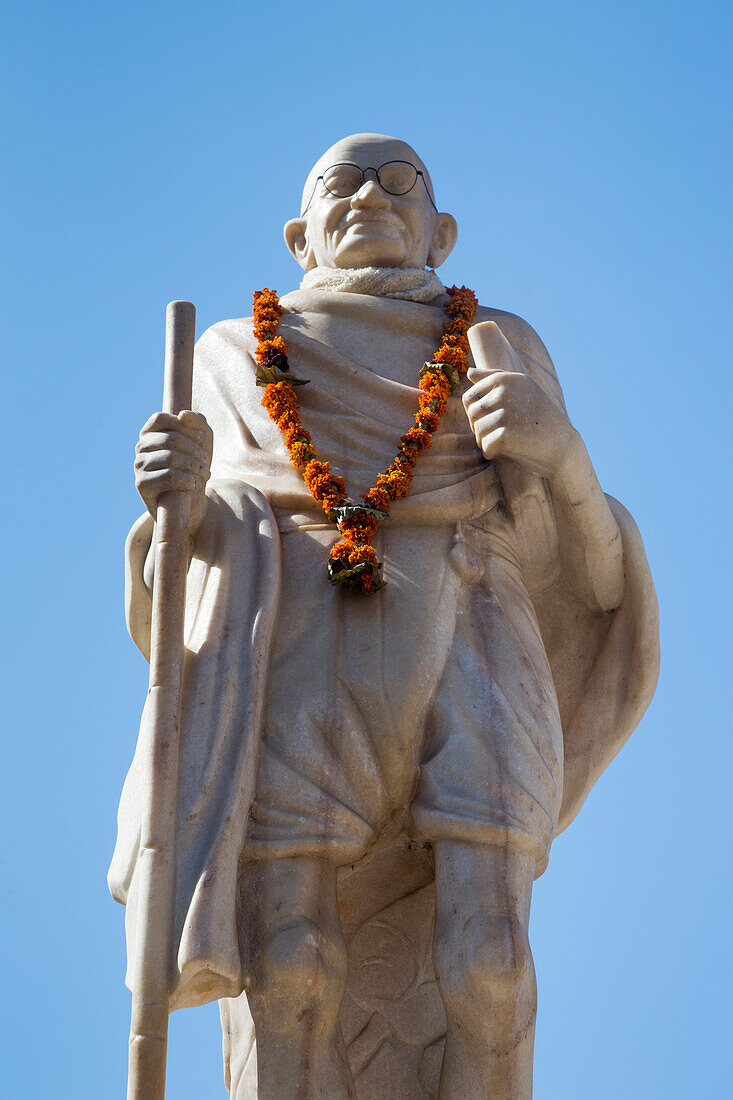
478,425 -> 511,461
177,410 -> 211,436
463,389 -> 506,427
136,429 -> 210,465
140,411 -> 181,435
137,469 -> 204,497
473,410 -> 506,442
462,371 -> 511,410
135,449 -> 210,476
467,321 -> 523,379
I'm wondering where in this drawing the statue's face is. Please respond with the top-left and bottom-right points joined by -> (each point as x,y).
285,134 -> 457,271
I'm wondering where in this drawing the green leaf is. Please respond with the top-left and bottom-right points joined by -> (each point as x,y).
420,360 -> 461,391
327,503 -> 388,525
327,559 -> 386,593
255,364 -> 310,387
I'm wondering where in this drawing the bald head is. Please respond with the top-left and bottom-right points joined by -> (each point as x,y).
285,132 -> 456,273
300,133 -> 436,215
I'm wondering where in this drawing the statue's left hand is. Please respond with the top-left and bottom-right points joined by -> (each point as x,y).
464,321 -> 579,479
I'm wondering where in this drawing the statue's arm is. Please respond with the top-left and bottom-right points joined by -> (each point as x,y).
547,432 -> 624,611
127,318 -> 269,653
466,317 -> 624,613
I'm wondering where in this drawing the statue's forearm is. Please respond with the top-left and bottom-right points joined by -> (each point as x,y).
549,432 -> 624,612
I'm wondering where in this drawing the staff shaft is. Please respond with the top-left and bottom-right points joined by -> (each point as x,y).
127,301 -> 196,1100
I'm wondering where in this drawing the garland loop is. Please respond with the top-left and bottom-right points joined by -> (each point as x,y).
253,284 -> 478,594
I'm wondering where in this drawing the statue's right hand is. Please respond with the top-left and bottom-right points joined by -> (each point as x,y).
134,410 -> 213,530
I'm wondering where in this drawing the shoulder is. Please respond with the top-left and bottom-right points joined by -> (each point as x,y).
191,318 -> 260,415
195,317 -> 255,355
475,306 -> 553,369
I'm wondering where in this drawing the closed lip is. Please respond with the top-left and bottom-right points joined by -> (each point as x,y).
343,210 -> 403,230
344,216 -> 402,232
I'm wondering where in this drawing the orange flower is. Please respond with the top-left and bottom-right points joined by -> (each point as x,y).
381,467 -> 412,500
362,486 -> 391,512
283,423 -> 311,448
340,513 -> 379,541
253,290 -> 283,341
441,332 -> 470,352
395,447 -> 418,470
290,441 -> 317,470
253,289 -> 281,318
256,335 -> 287,362
401,426 -> 433,452
304,460 -> 346,507
419,389 -> 446,413
275,414 -> 301,438
329,540 -> 350,561
417,409 -> 440,432
328,539 -> 382,592
329,540 -> 378,568
420,371 -> 452,399
444,286 -> 478,318
436,344 -> 467,370
349,544 -> 378,567
261,381 -> 299,419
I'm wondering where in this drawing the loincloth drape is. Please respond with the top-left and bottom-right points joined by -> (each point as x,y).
247,508 -> 562,875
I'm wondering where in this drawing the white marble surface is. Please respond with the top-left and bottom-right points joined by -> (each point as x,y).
111,134 -> 659,1098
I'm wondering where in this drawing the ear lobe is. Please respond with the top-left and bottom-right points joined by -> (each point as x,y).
283,218 -> 314,270
427,212 -> 458,268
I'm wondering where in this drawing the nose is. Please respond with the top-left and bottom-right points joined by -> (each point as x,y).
350,171 -> 389,209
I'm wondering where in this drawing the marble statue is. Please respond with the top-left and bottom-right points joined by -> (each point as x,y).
110,133 -> 659,1099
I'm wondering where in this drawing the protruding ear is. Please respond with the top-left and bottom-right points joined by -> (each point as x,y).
283,218 -> 314,270
427,212 -> 458,268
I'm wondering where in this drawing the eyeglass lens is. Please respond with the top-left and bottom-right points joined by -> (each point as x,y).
322,161 -> 419,198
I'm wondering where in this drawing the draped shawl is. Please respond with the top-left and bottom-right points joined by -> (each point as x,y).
109,289 -> 659,1011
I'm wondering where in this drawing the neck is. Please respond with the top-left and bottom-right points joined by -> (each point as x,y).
299,265 -> 445,303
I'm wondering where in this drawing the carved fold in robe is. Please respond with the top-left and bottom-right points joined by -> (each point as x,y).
109,290 -> 659,1018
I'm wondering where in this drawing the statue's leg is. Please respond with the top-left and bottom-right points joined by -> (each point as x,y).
241,855 -> 356,1100
433,839 -> 536,1100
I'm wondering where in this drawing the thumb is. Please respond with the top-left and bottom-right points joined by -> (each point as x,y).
467,321 -> 523,380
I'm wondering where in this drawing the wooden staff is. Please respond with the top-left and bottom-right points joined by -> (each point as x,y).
127,301 -> 196,1100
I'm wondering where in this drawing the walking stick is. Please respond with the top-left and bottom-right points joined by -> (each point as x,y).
127,301 -> 196,1100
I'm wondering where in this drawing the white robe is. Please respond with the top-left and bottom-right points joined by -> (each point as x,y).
109,290 -> 659,1021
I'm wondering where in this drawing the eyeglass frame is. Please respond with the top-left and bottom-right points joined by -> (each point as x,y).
301,160 -> 438,216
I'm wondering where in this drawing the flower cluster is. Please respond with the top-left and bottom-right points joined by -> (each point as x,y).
253,288 -> 290,373
252,283 -> 478,595
327,536 -> 383,594
437,285 -> 479,371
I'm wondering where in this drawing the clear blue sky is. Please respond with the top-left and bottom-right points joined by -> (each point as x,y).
2,1 -> 730,1096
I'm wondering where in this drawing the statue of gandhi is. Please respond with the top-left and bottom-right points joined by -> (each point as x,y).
120,133 -> 658,1098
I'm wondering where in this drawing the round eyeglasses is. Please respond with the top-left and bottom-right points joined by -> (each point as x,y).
301,160 -> 437,215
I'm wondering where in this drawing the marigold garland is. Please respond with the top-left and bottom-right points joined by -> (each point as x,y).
253,284 -> 478,594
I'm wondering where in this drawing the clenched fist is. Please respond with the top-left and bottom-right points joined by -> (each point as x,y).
134,410 -> 213,532
464,321 -> 579,479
